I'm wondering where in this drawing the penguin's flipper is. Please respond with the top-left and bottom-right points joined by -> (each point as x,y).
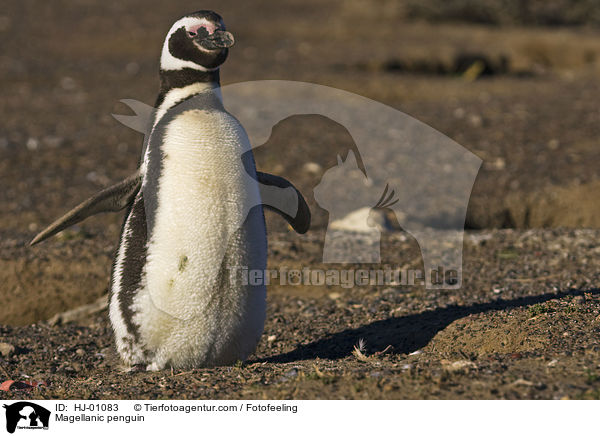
30,171 -> 142,246
257,172 -> 311,234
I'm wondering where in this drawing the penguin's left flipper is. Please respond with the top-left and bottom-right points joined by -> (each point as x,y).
257,172 -> 311,234
30,171 -> 142,246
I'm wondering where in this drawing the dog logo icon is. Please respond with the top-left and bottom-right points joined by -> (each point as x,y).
3,402 -> 50,433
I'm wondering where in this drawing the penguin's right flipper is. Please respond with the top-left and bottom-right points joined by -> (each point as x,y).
30,171 -> 142,246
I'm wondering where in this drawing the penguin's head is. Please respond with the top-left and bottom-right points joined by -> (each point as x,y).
160,11 -> 234,72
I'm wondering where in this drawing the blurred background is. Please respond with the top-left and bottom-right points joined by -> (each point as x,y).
1,0 -> 600,323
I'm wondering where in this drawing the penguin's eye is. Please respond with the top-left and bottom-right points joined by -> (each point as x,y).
187,31 -> 196,37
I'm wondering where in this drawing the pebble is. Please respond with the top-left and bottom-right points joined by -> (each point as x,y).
467,233 -> 493,245
547,139 -> 560,150
445,360 -> 476,371
60,77 -> 77,91
510,378 -> 534,387
26,137 -> 39,151
468,114 -> 482,127
303,162 -> 322,174
453,108 -> 465,119
61,365 -> 76,373
329,207 -> 392,232
0,342 -> 15,357
492,157 -> 506,170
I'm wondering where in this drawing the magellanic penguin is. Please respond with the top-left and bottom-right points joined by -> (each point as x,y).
31,10 -> 311,371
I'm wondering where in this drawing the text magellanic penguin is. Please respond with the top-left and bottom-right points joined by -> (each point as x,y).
31,10 -> 311,370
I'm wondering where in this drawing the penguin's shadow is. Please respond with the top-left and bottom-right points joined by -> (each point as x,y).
257,288 -> 599,363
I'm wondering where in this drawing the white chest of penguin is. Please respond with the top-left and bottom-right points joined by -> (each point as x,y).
137,108 -> 268,369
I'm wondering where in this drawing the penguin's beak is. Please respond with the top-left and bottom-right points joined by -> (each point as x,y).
195,30 -> 235,50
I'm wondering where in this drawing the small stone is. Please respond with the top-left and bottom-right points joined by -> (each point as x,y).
303,162 -> 322,174
328,292 -> 341,300
0,343 -> 15,357
445,360 -> 476,371
330,207 -> 393,232
60,77 -> 76,90
547,139 -> 560,150
26,138 -> 39,151
267,335 -> 276,342
573,296 -> 585,305
468,233 -> 492,245
75,348 -> 85,357
468,114 -> 482,127
453,108 -> 465,119
510,378 -> 534,387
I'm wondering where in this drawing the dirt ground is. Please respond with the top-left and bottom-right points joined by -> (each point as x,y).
1,0 -> 600,399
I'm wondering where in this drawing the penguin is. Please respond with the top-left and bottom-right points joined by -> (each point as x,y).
31,10 -> 311,370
